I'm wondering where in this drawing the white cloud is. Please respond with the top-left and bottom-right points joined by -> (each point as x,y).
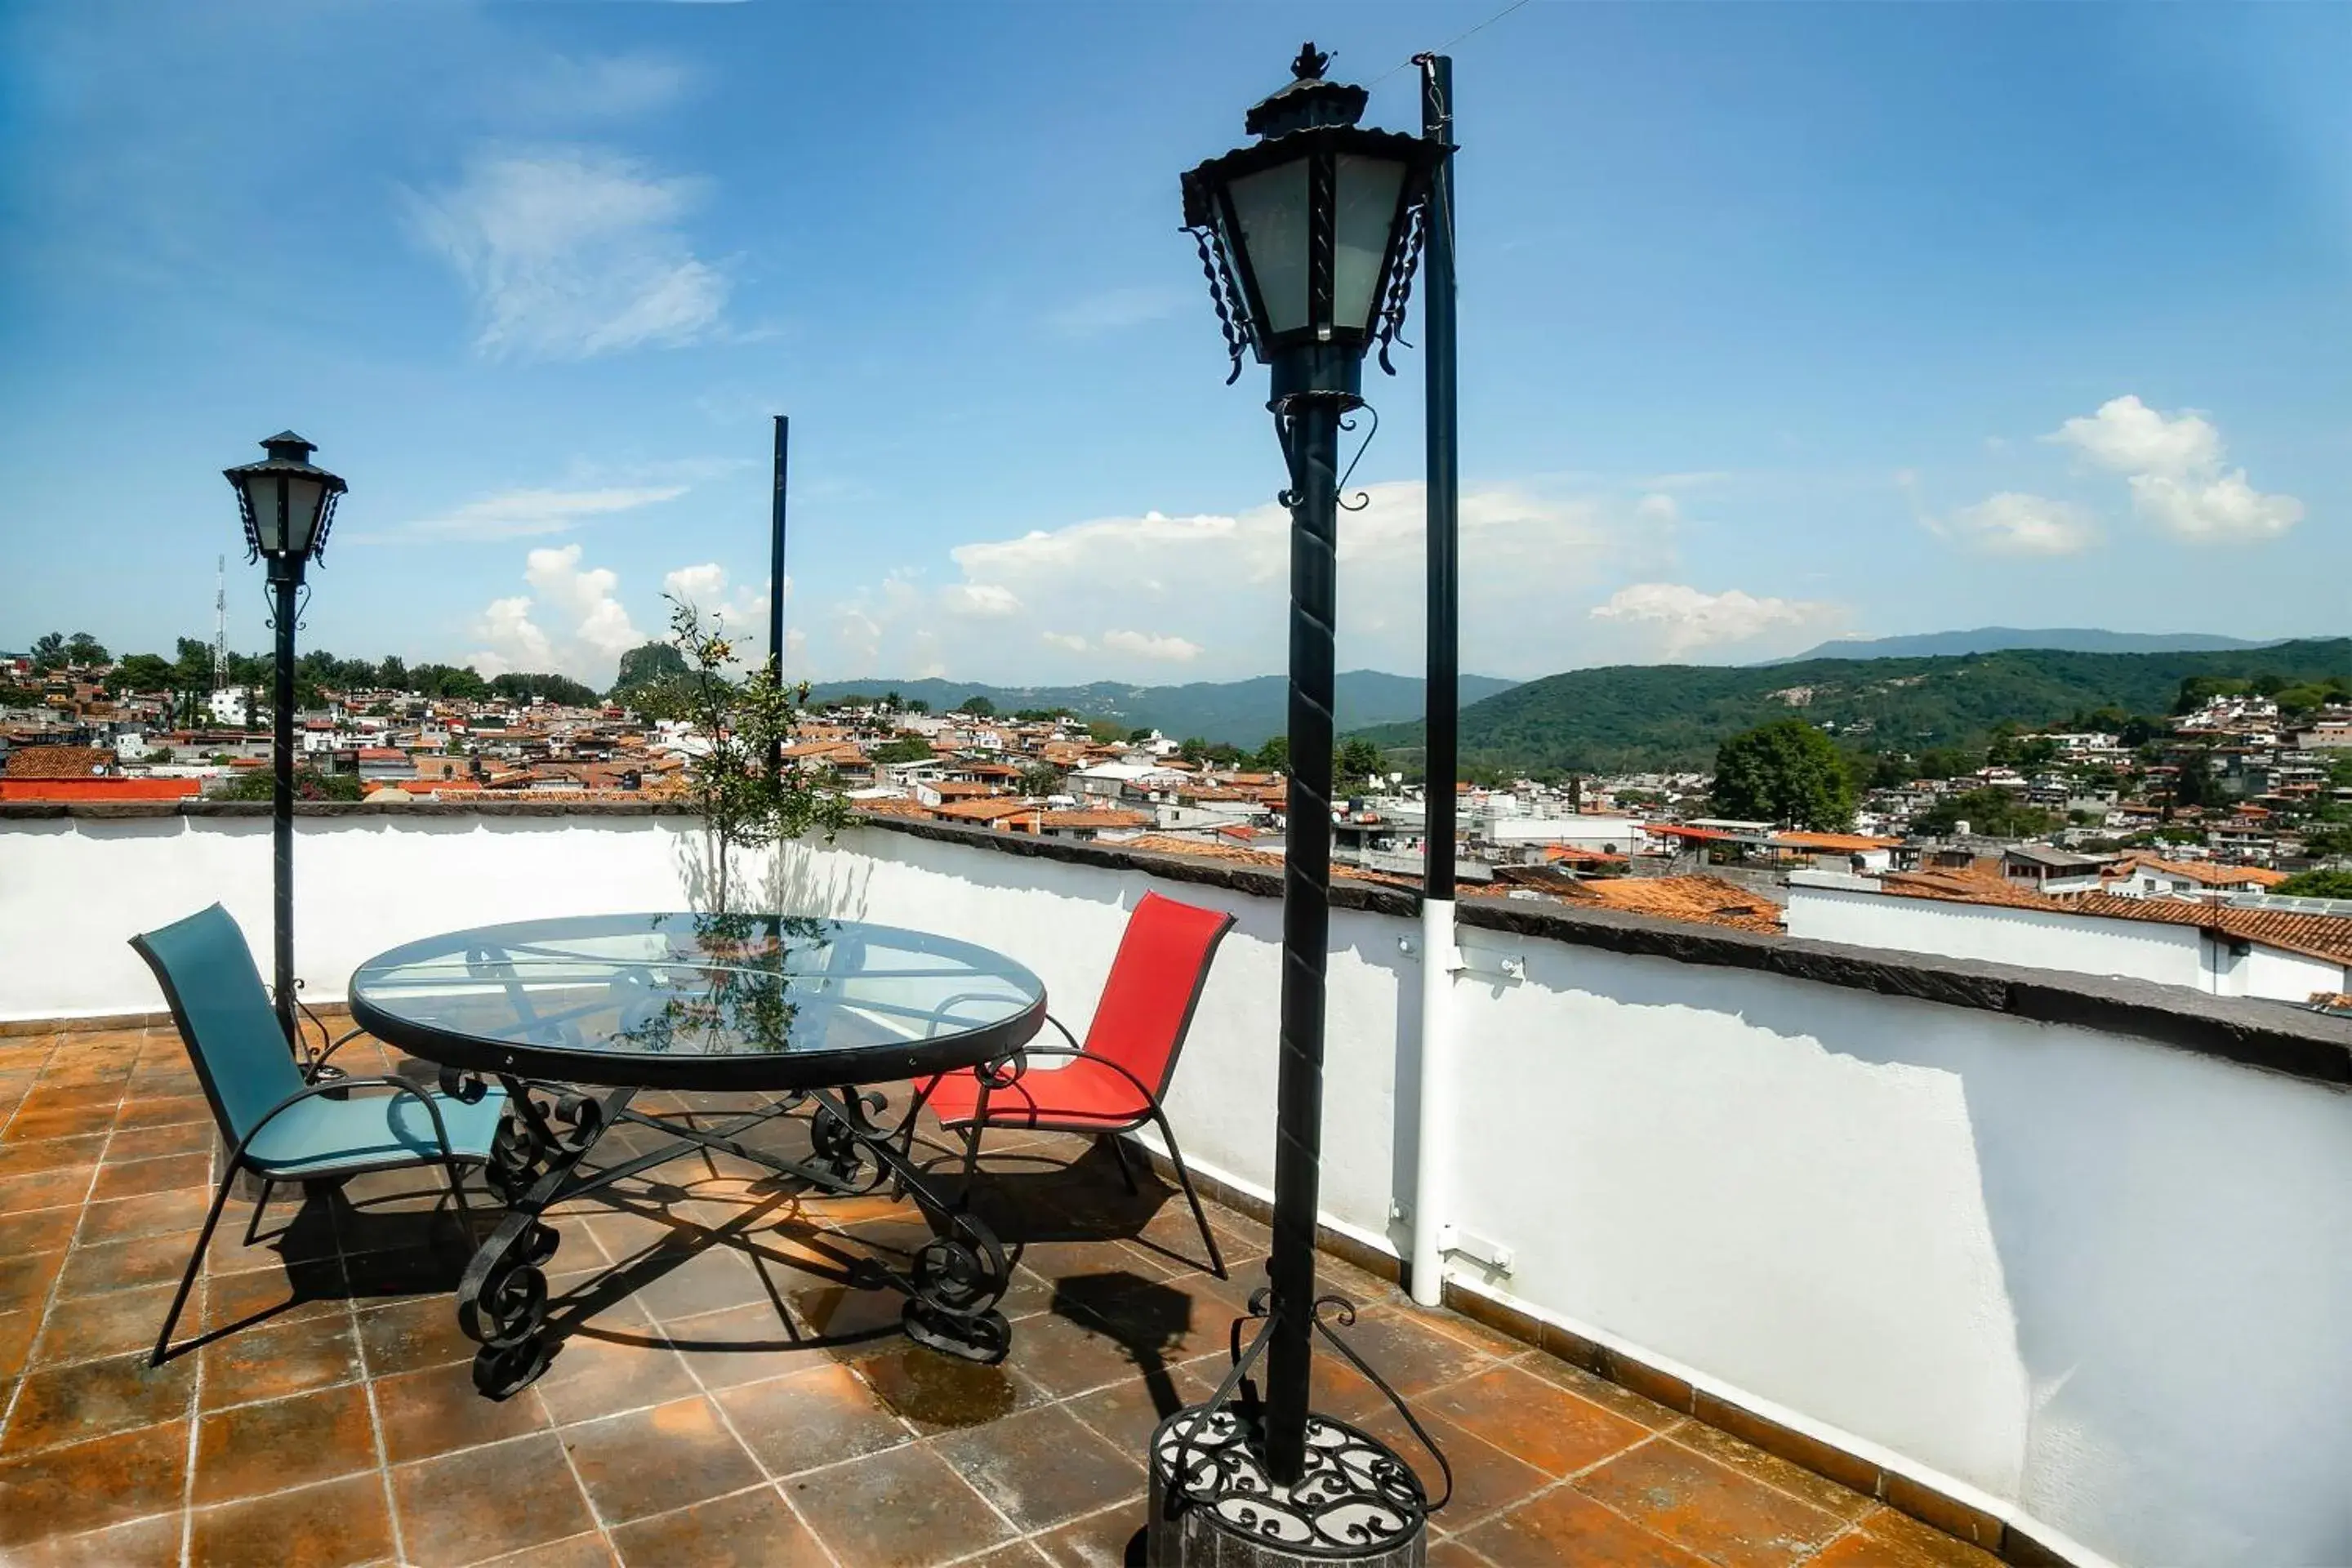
657,562 -> 773,661
1588,582 -> 1841,659
473,596 -> 552,670
405,147 -> 728,359
2050,394 -> 2302,544
361,484 -> 685,543
765,482 -> 1623,680
1099,630 -> 1202,662
1936,492 -> 2102,556
467,544 -> 645,684
2055,395 -> 2222,477
2127,470 -> 2302,542
938,583 -> 1023,618
662,563 -> 728,603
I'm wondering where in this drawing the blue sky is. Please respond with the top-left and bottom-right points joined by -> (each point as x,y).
2,2 -> 2344,689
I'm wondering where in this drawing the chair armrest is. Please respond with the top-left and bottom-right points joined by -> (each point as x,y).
919,992 -> 1030,1040
990,1038 -> 1164,1105
226,1075 -> 470,1174
305,1026 -> 369,1083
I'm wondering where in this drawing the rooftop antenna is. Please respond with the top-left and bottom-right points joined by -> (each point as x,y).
212,555 -> 229,690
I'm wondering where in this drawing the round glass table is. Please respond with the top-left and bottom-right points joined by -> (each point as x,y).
349,911 -> 1046,1092
346,913 -> 1049,1394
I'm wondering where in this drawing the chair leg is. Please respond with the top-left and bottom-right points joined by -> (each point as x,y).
241,1178 -> 275,1247
153,1157 -> 247,1366
1104,1134 -> 1139,1195
1151,1109 -> 1226,1280
443,1160 -> 476,1246
956,1122 -> 986,1212
892,1080 -> 938,1200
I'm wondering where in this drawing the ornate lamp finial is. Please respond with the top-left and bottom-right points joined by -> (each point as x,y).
1290,42 -> 1331,81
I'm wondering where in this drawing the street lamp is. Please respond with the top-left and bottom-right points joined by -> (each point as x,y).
223,431 -> 346,1047
1152,44 -> 1449,1567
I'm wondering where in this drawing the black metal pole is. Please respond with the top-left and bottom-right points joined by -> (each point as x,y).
1263,392 -> 1341,1486
768,414 -> 789,782
270,563 -> 299,1045
1420,55 -> 1459,900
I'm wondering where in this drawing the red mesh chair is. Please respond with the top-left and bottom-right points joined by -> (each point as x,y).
913,891 -> 1235,1276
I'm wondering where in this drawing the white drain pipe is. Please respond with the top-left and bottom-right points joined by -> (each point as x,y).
1407,894 -> 1459,1307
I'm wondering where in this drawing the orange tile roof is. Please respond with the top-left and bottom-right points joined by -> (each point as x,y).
933,798 -> 1039,826
854,797 -> 933,821
1882,869 -> 2065,911
1771,831 -> 1900,853
1040,808 -> 1151,830
3,746 -> 113,779
1548,875 -> 1784,935
1119,833 -> 1282,868
2112,854 -> 2290,890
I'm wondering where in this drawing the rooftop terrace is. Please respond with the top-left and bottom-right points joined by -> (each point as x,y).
4,798 -> 2348,1566
0,1022 -> 1998,1567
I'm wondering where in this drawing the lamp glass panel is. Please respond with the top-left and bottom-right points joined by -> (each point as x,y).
240,474 -> 287,552
283,475 -> 327,554
1225,157 -> 1311,336
1333,153 -> 1409,335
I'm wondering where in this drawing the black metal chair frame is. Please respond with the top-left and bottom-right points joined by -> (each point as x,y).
903,1015 -> 1228,1281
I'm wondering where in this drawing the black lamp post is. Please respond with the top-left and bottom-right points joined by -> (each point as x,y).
223,432 -> 346,1047
1150,44 -> 1449,1566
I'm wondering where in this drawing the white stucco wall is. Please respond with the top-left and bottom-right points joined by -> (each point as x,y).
3,809 -> 2348,1566
1785,875 -> 2351,1002
1786,877 -> 2204,990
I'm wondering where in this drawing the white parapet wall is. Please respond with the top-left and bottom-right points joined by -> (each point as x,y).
3,804 -> 2348,1566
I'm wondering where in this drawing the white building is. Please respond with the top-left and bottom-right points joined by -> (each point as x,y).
1788,871 -> 2350,1002
207,688 -> 252,727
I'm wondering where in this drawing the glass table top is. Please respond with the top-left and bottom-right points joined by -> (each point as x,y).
348,913 -> 1045,1077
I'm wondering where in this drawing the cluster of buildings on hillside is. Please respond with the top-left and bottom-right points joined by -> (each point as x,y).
1851,692 -> 2352,863
7,656 -> 2348,1012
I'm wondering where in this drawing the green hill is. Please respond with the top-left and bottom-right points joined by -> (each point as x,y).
802,670 -> 1517,749
1354,639 -> 2352,774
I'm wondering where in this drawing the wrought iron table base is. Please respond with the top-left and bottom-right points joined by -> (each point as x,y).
439,1069 -> 1015,1396
1147,1290 -> 1450,1564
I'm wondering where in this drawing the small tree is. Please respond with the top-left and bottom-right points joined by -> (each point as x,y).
655,598 -> 847,914
1017,762 -> 1066,796
1335,738 -> 1384,789
956,695 -> 997,717
210,768 -> 362,803
2275,869 -> 2352,899
1709,719 -> 1857,830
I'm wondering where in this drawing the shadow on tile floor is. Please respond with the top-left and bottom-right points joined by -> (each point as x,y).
0,1028 -> 2001,1567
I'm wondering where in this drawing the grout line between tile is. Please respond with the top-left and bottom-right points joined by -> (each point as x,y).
0,1075 -> 125,1450
590,1220 -> 845,1568
175,1147 -> 204,1568
345,1229 -> 411,1568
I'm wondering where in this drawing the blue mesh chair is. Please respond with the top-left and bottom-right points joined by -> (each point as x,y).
130,903 -> 506,1365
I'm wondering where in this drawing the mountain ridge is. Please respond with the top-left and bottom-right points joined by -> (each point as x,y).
1353,639 -> 2352,774
801,670 -> 1516,749
1771,627 -> 2280,663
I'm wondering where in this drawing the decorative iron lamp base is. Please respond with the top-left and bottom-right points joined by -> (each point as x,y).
1147,1407 -> 1429,1566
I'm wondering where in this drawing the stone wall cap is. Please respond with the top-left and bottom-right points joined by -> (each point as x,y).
14,795 -> 2347,1089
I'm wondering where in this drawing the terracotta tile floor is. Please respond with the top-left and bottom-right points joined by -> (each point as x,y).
0,1026 -> 2002,1567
